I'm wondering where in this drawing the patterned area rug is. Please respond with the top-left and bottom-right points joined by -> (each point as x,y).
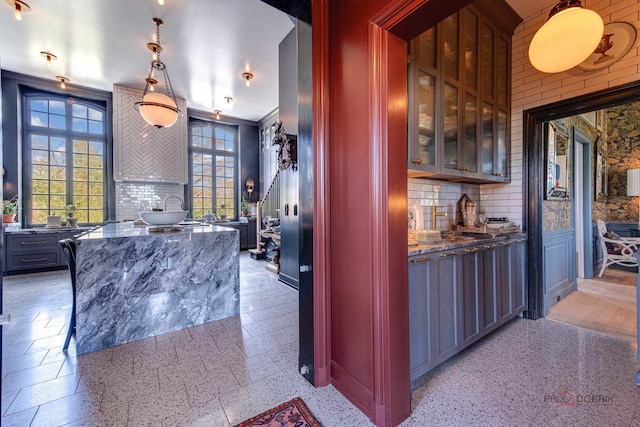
234,397 -> 322,427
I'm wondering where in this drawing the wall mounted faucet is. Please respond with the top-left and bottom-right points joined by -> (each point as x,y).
431,205 -> 447,231
163,195 -> 184,211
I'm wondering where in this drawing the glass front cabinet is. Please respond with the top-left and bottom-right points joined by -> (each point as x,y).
408,0 -> 518,183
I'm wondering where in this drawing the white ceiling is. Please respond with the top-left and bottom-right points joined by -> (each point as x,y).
0,0 -> 294,122
0,0 -> 559,123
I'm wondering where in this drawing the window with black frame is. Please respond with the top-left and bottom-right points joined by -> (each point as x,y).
23,91 -> 107,226
189,119 -> 238,220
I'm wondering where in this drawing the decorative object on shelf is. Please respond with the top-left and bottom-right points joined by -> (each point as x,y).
529,0 -> 604,73
218,204 -> 227,220
627,169 -> 640,228
2,195 -> 18,223
46,215 -> 61,228
241,197 -> 250,217
6,0 -> 29,20
134,17 -> 182,129
40,51 -> 57,68
545,120 -> 570,200
578,22 -> 637,71
245,177 -> 254,200
65,204 -> 78,227
242,72 -> 254,87
273,121 -> 297,171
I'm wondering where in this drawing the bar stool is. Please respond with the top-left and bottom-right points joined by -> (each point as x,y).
60,238 -> 76,351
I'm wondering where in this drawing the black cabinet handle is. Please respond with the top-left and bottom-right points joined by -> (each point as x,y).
293,204 -> 298,216
285,204 -> 289,216
21,240 -> 48,245
21,257 -> 49,262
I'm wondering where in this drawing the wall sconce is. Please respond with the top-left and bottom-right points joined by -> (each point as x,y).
529,0 -> 604,73
246,177 -> 254,200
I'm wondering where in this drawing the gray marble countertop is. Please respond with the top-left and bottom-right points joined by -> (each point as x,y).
408,232 -> 527,256
77,222 -> 235,240
5,225 -> 95,234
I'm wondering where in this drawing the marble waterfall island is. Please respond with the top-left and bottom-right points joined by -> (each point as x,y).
74,223 -> 239,354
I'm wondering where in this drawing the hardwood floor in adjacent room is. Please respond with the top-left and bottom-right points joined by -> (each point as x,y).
546,270 -> 637,342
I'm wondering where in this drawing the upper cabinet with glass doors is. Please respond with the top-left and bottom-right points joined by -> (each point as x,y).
408,0 -> 521,183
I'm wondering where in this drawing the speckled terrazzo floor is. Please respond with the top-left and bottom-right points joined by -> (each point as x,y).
2,253 -> 640,426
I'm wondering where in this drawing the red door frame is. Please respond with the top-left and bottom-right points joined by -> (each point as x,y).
312,1 -> 473,425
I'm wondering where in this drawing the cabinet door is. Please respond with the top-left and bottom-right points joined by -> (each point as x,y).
511,240 -> 527,314
434,251 -> 461,364
497,242 -> 513,323
409,255 -> 436,381
481,244 -> 500,334
460,247 -> 482,348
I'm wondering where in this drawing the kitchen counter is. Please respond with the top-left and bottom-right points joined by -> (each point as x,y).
74,222 -> 239,354
4,225 -> 95,234
408,232 -> 527,256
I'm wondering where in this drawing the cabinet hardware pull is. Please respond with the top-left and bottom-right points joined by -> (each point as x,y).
464,248 -> 480,253
485,244 -> 497,249
412,158 -> 423,165
21,241 -> 48,245
439,252 -> 456,258
410,257 -> 431,263
21,257 -> 49,262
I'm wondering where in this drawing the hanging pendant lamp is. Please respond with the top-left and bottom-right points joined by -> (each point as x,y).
134,17 -> 182,128
529,0 -> 604,73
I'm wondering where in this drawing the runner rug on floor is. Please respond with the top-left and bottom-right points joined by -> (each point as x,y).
233,397 -> 322,427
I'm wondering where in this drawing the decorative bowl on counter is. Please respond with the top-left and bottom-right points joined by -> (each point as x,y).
140,210 -> 188,226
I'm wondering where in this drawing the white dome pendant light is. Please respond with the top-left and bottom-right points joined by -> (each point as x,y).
134,18 -> 182,128
529,0 -> 604,73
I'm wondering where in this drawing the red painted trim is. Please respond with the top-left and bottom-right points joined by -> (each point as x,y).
312,0 -> 331,388
331,361 -> 375,415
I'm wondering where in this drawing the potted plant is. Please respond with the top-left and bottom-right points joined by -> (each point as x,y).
218,204 -> 227,220
65,204 -> 78,227
3,196 -> 18,223
241,197 -> 249,217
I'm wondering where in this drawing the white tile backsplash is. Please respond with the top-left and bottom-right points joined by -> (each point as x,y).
408,178 -> 482,231
116,182 -> 185,221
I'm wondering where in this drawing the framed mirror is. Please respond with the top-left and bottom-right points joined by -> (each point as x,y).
545,120 -> 569,200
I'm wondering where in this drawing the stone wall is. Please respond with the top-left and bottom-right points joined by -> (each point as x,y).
600,101 -> 640,221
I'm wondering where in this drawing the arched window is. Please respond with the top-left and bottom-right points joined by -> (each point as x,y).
23,91 -> 107,225
189,119 -> 237,219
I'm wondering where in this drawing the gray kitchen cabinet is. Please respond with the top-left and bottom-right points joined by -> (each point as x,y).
434,251 -> 462,364
409,249 -> 462,380
460,247 -> 482,349
409,236 -> 527,381
511,239 -> 527,314
408,254 -> 437,380
497,241 -> 513,322
480,243 -> 500,334
407,0 -> 518,184
5,230 -> 81,273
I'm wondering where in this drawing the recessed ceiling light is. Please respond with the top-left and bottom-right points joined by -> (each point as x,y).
6,0 -> 30,21
242,72 -> 254,87
158,0 -> 164,5
40,51 -> 57,68
55,76 -> 69,89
